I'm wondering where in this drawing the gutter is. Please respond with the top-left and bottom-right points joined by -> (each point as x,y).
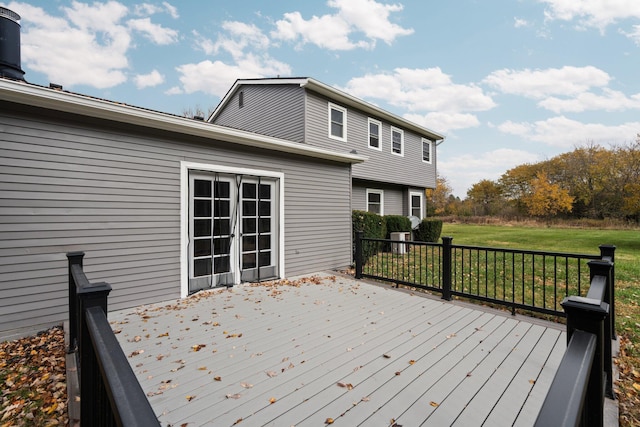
0,78 -> 366,165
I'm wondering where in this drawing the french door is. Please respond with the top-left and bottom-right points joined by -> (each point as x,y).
188,172 -> 279,293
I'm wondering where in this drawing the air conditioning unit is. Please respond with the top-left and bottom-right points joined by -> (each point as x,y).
390,232 -> 411,254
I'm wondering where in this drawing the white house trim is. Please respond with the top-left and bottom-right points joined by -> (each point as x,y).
180,161 -> 285,298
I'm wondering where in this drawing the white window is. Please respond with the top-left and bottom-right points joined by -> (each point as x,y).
409,191 -> 423,218
422,138 -> 432,164
366,189 -> 384,215
328,103 -> 347,141
368,118 -> 382,150
391,126 -> 404,156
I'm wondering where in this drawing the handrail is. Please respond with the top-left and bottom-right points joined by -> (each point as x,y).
86,306 -> 160,427
533,330 -> 596,427
67,252 -> 160,427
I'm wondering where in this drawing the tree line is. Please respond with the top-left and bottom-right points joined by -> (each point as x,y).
428,135 -> 640,222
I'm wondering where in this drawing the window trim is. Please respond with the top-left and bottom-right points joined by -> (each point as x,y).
391,126 -> 404,157
367,118 -> 382,151
422,138 -> 432,164
409,190 -> 423,219
366,189 -> 384,216
328,102 -> 347,142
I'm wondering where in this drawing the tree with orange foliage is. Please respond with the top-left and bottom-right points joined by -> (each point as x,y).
522,172 -> 574,218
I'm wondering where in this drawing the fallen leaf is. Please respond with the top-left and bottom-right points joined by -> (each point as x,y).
529,379 -> 536,384
269,397 -> 277,404
361,396 -> 370,402
214,376 -> 222,381
395,371 -> 401,376
197,366 -> 207,371
192,344 -> 206,352
409,360 -> 416,365
325,418 -> 334,424
430,401 -> 439,407
240,382 -> 253,388
633,382 -> 640,392
266,371 -> 278,378
186,395 -> 196,401
383,354 -> 391,359
337,382 -> 354,390
226,393 -> 242,399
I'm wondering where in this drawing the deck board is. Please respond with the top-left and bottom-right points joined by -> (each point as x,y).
111,274 -> 566,427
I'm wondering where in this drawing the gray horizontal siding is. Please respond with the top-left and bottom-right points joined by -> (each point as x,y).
0,108 -> 352,339
213,84 -> 305,143
352,182 -> 409,216
305,91 -> 437,189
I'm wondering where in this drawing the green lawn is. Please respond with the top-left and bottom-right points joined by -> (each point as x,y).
442,223 -> 639,354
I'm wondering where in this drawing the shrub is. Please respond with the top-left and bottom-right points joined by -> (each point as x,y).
414,218 -> 443,243
352,210 -> 386,261
384,215 -> 412,237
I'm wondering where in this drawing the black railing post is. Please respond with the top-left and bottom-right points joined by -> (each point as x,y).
562,294 -> 609,427
599,245 -> 616,340
78,281 -> 112,427
355,231 -> 364,279
441,236 -> 453,301
587,260 -> 614,399
67,251 -> 84,354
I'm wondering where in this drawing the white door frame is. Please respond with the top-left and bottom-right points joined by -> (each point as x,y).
409,190 -> 423,218
180,161 -> 285,298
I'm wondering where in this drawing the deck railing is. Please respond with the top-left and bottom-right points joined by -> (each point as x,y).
67,252 -> 160,427
534,259 -> 614,427
354,232 -> 615,318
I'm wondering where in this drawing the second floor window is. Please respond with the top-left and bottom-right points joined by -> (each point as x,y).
422,138 -> 432,164
328,103 -> 347,141
391,127 -> 404,156
368,118 -> 381,150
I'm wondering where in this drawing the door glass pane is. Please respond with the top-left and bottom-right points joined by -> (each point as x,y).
214,200 -> 230,218
213,237 -> 230,255
243,235 -> 256,251
259,252 -> 271,267
194,180 -> 211,197
258,218 -> 271,233
243,253 -> 256,269
213,219 -> 230,236
194,239 -> 211,257
194,258 -> 211,277
242,218 -> 256,234
194,200 -> 211,217
259,184 -> 271,199
259,235 -> 271,250
194,219 -> 211,237
243,183 -> 256,199
243,200 -> 256,216
259,201 -> 271,216
214,256 -> 230,273
214,181 -> 230,198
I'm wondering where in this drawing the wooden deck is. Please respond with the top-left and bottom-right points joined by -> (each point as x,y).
110,274 -> 566,427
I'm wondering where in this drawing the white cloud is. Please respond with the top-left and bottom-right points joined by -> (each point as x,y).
538,0 -> 640,32
483,66 -> 611,98
484,66 -> 640,113
514,17 -> 529,28
134,69 -> 164,89
10,1 -> 130,88
621,24 -> 640,45
341,68 -> 495,116
497,116 -> 640,147
128,18 -> 178,45
134,2 -> 179,19
175,54 -> 291,97
539,89 -> 640,113
205,22 -> 271,58
404,112 -> 480,133
271,0 -> 413,50
439,149 -> 541,197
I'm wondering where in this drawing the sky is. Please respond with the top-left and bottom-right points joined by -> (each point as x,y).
3,0 -> 640,197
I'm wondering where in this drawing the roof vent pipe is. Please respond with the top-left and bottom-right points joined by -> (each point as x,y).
0,7 -> 25,81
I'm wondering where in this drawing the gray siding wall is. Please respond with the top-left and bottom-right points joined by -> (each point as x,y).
305,91 -> 437,189
352,182 -> 406,216
0,108 -> 351,339
213,84 -> 306,143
